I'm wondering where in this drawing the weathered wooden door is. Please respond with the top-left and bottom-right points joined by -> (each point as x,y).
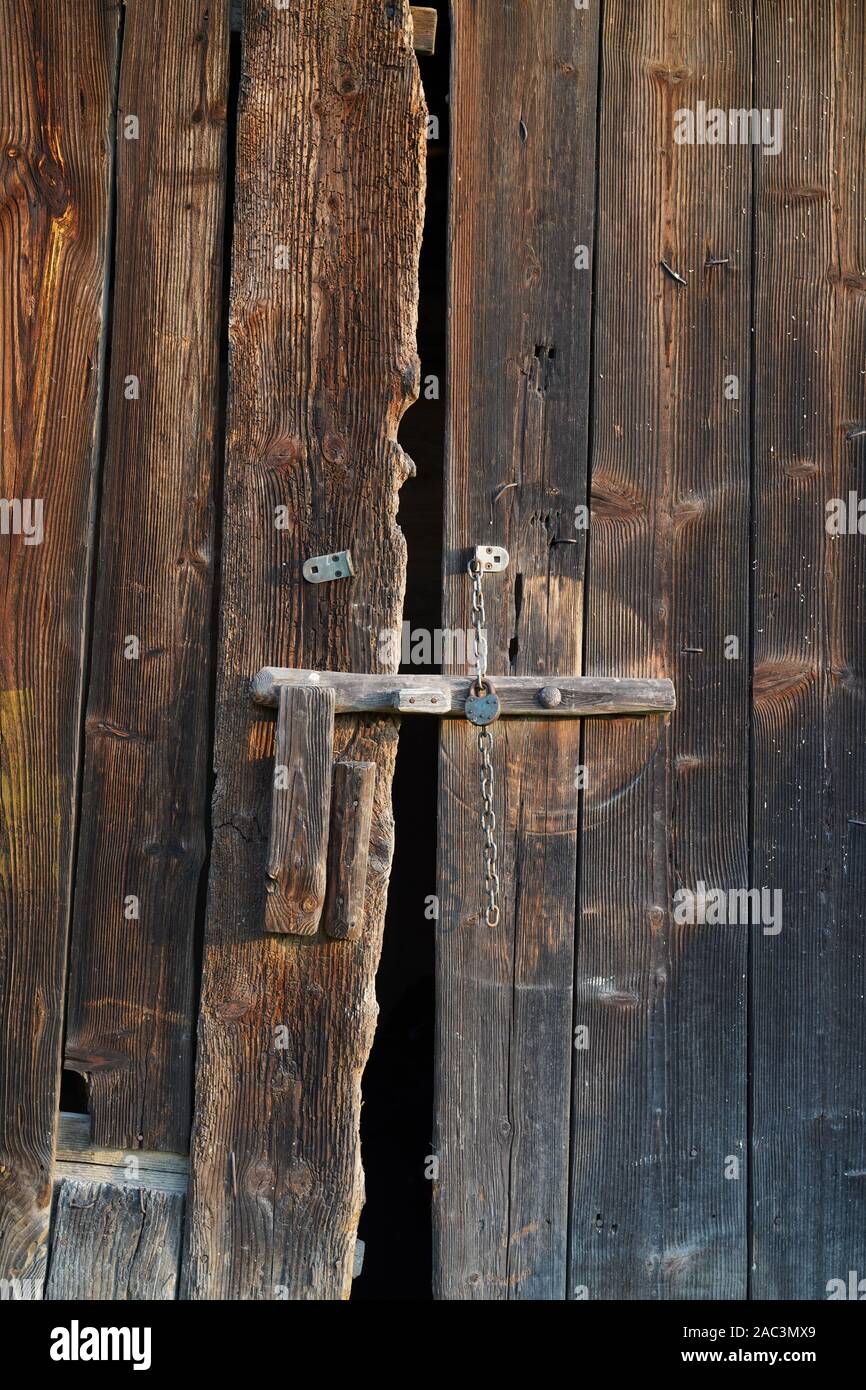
433,0 -> 866,1302
1,0 -> 864,1305
0,0 -> 425,1301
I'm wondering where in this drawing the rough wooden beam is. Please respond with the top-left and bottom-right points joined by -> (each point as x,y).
181,0 -> 425,1300
265,685 -> 335,936
252,669 -> 676,716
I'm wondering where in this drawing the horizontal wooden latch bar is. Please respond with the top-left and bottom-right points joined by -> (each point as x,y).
251,668 -> 676,717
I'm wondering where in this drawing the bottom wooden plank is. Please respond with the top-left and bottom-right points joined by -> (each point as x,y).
45,1179 -> 183,1300
434,719 -> 579,1298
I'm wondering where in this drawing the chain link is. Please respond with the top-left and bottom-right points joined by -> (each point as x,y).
468,559 -> 500,928
469,559 -> 487,685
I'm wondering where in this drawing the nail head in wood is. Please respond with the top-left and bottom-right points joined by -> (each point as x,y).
265,684 -> 335,935
538,685 -> 562,709
324,762 -> 376,941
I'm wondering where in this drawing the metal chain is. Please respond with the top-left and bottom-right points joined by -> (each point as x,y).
469,560 -> 500,928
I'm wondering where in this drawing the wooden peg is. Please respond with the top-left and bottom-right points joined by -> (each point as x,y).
323,761 -> 376,941
411,7 -> 437,55
265,684 -> 335,935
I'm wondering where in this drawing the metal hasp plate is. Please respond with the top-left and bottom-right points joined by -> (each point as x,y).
471,544 -> 508,573
391,687 -> 452,713
303,550 -> 355,583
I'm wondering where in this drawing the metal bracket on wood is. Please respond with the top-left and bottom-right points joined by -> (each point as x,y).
391,686 -> 452,713
302,549 -> 355,584
470,544 -> 509,573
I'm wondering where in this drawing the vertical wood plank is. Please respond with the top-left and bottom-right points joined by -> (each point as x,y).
265,684 -> 335,935
433,0 -> 600,1299
569,1 -> 752,1299
0,0 -> 119,1295
324,760 -> 376,942
46,1179 -> 183,1300
64,0 -> 229,1153
181,0 -> 425,1299
751,0 -> 866,1299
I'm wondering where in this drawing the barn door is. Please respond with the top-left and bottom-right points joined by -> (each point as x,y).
434,0 -> 866,1303
0,0 -> 425,1302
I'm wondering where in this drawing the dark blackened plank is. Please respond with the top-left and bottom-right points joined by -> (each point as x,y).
64,0 -> 228,1153
433,0 -> 600,1299
0,0 -> 119,1296
265,685 -> 335,935
181,0 -> 425,1299
751,0 -> 866,1299
324,761 -> 376,941
570,1 -> 751,1298
46,1179 -> 183,1300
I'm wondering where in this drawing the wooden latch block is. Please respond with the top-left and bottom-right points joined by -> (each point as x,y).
324,761 -> 377,941
265,684 -> 335,935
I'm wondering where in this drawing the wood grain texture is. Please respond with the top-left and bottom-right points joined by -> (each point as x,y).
253,668 -> 676,714
45,1178 -> 183,1299
55,1112 -> 188,1194
411,7 -> 437,56
569,0 -> 752,1300
63,0 -> 228,1153
324,761 -> 376,941
181,0 -> 425,1299
0,0 -> 119,1295
265,684 -> 335,935
433,0 -> 599,1300
750,0 -> 866,1299
232,2 -> 436,53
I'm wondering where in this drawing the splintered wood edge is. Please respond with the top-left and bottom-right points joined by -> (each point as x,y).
251,668 -> 676,716
229,2 -> 437,54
